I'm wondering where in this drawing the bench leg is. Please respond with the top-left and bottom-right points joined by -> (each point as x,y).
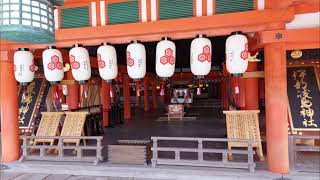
228,145 -> 234,161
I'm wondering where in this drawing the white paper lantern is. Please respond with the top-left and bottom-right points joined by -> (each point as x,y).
190,34 -> 212,77
14,48 -> 35,85
97,43 -> 118,83
42,46 -> 64,84
126,40 -> 146,80
69,44 -> 91,83
226,32 -> 249,76
156,37 -> 176,79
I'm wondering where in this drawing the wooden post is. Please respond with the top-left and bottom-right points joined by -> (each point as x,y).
152,79 -> 157,109
0,50 -> 20,162
152,138 -> 158,167
198,140 -> 203,161
100,81 -> 111,127
288,135 -> 295,171
144,77 -> 150,112
264,42 -> 289,173
245,62 -> 259,110
123,74 -> 131,120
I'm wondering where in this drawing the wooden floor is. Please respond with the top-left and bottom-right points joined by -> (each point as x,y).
0,173 -> 166,180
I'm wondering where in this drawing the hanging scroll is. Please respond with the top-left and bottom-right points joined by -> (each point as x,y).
287,66 -> 320,131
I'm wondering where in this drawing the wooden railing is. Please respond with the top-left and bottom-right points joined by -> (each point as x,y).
289,135 -> 320,171
20,136 -> 103,165
151,137 -> 256,172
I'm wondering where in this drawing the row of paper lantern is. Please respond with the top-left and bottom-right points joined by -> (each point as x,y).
14,33 -> 249,85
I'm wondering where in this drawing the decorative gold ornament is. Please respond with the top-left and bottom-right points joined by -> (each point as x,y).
248,52 -> 261,62
64,63 -> 71,72
291,50 -> 303,59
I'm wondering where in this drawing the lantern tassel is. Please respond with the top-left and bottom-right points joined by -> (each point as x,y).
22,86 -> 26,101
136,83 -> 140,97
235,78 -> 239,94
110,88 -> 113,98
84,84 -> 88,98
197,81 -> 201,95
160,81 -> 165,96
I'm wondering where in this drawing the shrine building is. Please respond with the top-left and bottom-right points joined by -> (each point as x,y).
0,0 -> 319,178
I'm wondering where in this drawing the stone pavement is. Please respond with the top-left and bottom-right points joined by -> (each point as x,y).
1,161 -> 320,180
1,172 -> 168,180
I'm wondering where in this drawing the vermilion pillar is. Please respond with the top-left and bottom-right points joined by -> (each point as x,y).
66,70 -> 79,110
51,85 -> 59,100
259,79 -> 265,103
245,63 -> 259,110
264,43 -> 289,173
221,81 -> 228,110
135,94 -> 140,107
0,50 -> 20,162
237,78 -> 246,109
143,77 -> 150,112
165,85 -> 171,103
100,81 -> 111,127
152,80 -> 157,109
222,65 -> 229,109
123,74 -> 131,120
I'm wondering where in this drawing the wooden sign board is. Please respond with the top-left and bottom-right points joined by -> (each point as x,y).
18,77 -> 50,133
287,66 -> 320,131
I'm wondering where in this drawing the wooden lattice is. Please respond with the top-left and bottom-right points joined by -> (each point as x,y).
60,112 -> 88,145
33,112 -> 64,145
223,110 -> 264,161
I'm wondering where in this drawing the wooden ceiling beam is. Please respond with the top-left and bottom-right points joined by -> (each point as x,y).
258,28 -> 320,46
1,8 -> 294,50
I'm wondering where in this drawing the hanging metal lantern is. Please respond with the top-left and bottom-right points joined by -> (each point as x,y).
42,46 -> 64,84
69,44 -> 91,83
126,40 -> 146,80
0,0 -> 58,44
97,42 -> 118,83
225,32 -> 249,76
14,48 -> 35,85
